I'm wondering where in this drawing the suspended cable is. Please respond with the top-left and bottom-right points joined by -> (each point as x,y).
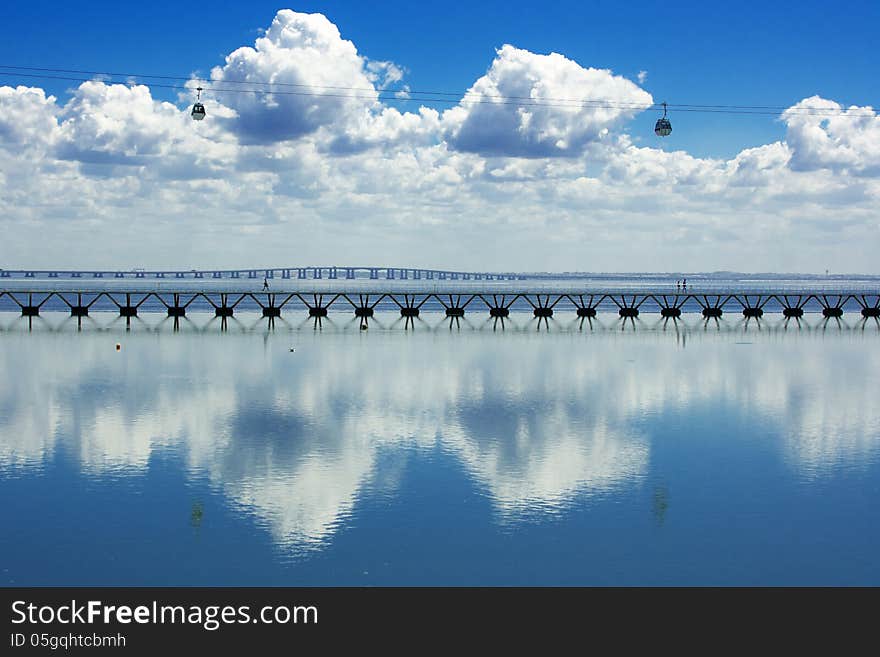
1,64 -> 874,114
0,65 -> 875,118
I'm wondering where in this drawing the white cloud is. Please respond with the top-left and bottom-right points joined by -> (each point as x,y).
783,96 -> 880,175
0,85 -> 59,151
443,44 -> 653,157
55,82 -> 222,169
208,9 -> 391,145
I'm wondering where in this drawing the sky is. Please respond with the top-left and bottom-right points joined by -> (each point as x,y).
0,1 -> 878,272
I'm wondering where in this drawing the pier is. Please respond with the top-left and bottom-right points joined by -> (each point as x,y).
2,274 -> 879,327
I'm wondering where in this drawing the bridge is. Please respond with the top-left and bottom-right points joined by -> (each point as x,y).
0,265 -> 527,282
2,277 -> 879,326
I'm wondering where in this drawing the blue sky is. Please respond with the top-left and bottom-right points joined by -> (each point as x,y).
3,0 -> 876,157
0,2 -> 878,271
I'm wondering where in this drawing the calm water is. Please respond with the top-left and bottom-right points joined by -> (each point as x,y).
1,311 -> 879,585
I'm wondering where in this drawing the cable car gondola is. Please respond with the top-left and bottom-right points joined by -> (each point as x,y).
654,101 -> 671,137
191,86 -> 206,121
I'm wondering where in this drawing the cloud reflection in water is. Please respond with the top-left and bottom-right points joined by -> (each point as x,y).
0,320 -> 878,553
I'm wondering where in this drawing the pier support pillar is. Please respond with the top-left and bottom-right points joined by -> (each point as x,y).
168,307 -> 186,318
619,308 -> 639,318
211,294 -> 241,318
490,307 -> 509,318
742,308 -> 763,318
533,307 -> 553,318
702,307 -> 723,318
822,307 -> 843,318
308,307 -> 328,317
262,307 -> 281,318
354,307 -> 374,318
783,308 -> 804,318
401,307 -> 419,317
577,307 -> 598,318
58,292 -> 95,318
862,308 -> 880,318
661,308 -> 681,318
446,308 -> 465,317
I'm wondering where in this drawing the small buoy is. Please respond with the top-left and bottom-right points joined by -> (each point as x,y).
360,322 -> 368,331
289,347 -> 296,352
115,343 -> 121,351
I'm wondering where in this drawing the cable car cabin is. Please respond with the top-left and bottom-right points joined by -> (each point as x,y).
654,102 -> 671,136
654,117 -> 671,137
191,102 -> 206,121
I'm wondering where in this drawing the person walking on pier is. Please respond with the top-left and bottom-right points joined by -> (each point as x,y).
682,278 -> 687,290
263,276 -> 269,291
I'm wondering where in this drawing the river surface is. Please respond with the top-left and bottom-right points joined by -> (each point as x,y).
1,311 -> 878,585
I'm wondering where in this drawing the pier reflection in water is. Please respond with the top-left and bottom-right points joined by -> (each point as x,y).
0,312 -> 878,585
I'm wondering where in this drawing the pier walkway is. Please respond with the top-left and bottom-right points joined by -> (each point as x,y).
2,277 -> 879,321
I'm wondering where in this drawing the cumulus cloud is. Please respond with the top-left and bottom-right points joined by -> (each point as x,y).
325,106 -> 442,154
783,96 -> 880,175
0,86 -> 59,151
443,45 -> 653,157
55,82 -> 185,166
47,80 -> 239,185
208,9 -> 392,145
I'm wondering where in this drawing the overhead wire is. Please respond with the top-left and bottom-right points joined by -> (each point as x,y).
0,64 -> 872,112
0,64 -> 875,118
